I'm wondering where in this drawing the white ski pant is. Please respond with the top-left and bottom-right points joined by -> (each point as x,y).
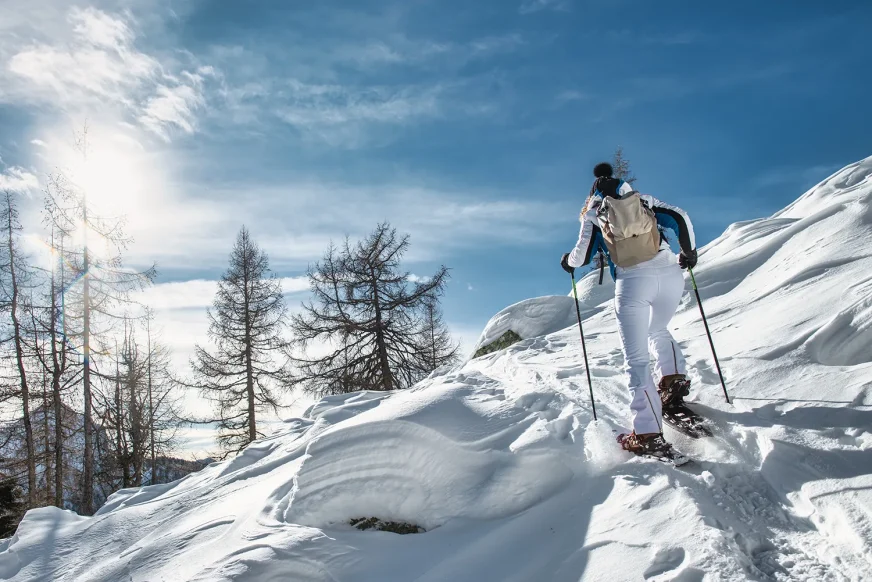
614,261 -> 687,435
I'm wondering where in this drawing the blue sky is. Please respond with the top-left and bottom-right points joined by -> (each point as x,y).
1,0 -> 871,365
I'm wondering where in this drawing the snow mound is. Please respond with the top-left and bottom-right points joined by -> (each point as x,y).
284,420 -> 572,530
568,266 -> 616,308
473,296 -> 578,353
2,157 -> 872,581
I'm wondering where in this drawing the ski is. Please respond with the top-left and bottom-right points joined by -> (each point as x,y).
661,403 -> 712,439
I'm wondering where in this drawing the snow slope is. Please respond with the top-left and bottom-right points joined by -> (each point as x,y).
2,158 -> 872,581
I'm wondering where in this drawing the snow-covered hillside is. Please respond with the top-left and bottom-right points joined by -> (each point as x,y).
2,158 -> 871,581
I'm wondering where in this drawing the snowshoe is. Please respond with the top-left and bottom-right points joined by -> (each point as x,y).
616,432 -> 691,466
661,404 -> 713,439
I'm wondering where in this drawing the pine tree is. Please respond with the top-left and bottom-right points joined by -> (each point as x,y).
612,146 -> 636,185
192,227 -> 290,456
291,223 -> 452,396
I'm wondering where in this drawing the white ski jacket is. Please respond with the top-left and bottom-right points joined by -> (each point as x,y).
568,187 -> 696,271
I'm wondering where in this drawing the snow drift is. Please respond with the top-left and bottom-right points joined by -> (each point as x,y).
2,157 -> 872,581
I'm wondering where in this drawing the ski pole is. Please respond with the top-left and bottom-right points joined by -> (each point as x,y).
688,267 -> 730,404
570,271 -> 597,420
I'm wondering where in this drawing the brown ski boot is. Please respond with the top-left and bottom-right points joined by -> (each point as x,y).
659,374 -> 691,409
616,431 -> 672,456
616,431 -> 689,465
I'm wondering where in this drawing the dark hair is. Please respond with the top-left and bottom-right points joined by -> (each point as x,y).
593,162 -> 613,178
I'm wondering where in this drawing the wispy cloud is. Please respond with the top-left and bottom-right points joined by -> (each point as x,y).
3,6 -> 214,142
205,27 -> 526,147
0,166 -> 39,193
556,90 -> 587,104
135,276 -> 310,311
139,68 -> 217,140
606,30 -> 704,46
273,82 -> 443,147
147,178 -> 564,272
750,164 -> 844,192
519,0 -> 570,15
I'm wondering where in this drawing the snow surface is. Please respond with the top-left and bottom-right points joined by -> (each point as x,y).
2,158 -> 872,581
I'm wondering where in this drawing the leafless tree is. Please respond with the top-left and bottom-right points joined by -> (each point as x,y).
192,227 -> 290,457
41,127 -> 155,514
1,191 -> 37,507
418,292 -> 459,374
290,222 -> 452,397
612,146 -> 637,185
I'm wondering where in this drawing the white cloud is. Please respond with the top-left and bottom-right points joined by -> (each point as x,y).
213,181 -> 565,266
556,90 -> 587,103
3,6 -> 214,141
0,166 -> 39,193
272,81 -> 444,147
69,5 -> 132,48
136,276 -> 310,311
7,8 -> 158,105
139,79 -> 206,140
519,0 -> 570,15
469,34 -> 525,54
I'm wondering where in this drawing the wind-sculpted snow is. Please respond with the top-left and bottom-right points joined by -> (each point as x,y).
284,420 -> 573,530
1,157 -> 872,581
473,296 -> 580,353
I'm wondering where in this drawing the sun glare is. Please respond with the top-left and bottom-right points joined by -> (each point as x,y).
34,124 -> 167,262
70,139 -> 146,218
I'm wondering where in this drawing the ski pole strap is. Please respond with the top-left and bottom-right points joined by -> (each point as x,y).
689,266 -> 698,291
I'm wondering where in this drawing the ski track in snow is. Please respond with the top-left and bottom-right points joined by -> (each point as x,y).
2,158 -> 872,581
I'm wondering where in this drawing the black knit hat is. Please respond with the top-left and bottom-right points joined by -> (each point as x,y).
593,162 -> 613,178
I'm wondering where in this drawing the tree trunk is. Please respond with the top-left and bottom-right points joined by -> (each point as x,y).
370,269 -> 392,391
116,348 -> 129,488
43,374 -> 52,506
51,234 -> 65,509
429,307 -> 437,370
244,257 -> 257,445
5,195 -> 36,507
82,224 -> 94,515
147,318 -> 155,484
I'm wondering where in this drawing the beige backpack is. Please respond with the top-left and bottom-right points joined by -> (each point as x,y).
597,192 -> 661,267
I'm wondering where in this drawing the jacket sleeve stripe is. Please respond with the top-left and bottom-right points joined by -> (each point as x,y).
654,208 -> 694,253
646,195 -> 696,253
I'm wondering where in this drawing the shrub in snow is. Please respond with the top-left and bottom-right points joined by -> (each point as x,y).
349,517 -> 425,534
472,330 -> 523,359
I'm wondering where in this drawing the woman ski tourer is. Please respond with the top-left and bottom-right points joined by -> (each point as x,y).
560,162 -> 698,457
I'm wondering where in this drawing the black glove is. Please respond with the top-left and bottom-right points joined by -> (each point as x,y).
560,253 -> 575,274
679,249 -> 698,270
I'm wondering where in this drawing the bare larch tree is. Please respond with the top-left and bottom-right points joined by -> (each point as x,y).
1,190 -> 37,506
418,292 -> 459,373
192,227 -> 289,456
612,146 -> 637,185
43,154 -> 155,514
291,222 -> 452,396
